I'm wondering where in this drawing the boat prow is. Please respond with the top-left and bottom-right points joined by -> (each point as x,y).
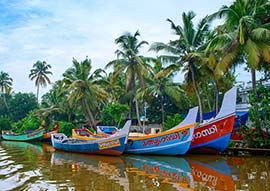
125,106 -> 198,155
189,87 -> 237,153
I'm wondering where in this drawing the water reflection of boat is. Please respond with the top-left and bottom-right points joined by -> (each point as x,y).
1,141 -> 43,154
187,155 -> 235,191
123,155 -> 194,190
51,152 -> 129,190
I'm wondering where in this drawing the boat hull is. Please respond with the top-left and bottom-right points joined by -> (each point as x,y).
2,129 -> 44,142
125,124 -> 194,155
52,135 -> 127,156
190,114 -> 235,152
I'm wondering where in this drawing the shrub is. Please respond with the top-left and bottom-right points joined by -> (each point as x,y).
163,113 -> 184,130
58,121 -> 76,137
12,112 -> 41,133
0,116 -> 12,131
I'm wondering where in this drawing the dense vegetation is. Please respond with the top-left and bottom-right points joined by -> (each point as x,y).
1,0 -> 270,147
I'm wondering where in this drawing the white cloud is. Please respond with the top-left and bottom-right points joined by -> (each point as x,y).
0,0 -> 244,97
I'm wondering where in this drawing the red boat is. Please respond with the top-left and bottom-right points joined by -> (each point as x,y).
189,87 -> 237,153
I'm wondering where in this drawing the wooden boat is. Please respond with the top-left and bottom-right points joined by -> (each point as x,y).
42,121 -> 59,142
124,107 -> 198,155
189,87 -> 237,153
72,126 -> 109,140
51,120 -> 131,156
1,128 -> 44,142
97,126 -> 118,134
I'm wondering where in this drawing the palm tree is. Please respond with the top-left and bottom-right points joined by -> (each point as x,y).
62,57 -> 107,131
38,80 -> 75,122
150,11 -> 210,122
0,71 -> 13,118
138,59 -> 187,124
209,0 -> 270,92
29,60 -> 52,102
106,30 -> 151,127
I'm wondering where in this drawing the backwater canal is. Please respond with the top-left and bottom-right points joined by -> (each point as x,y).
0,141 -> 269,191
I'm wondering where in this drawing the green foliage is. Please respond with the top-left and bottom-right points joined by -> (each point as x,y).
0,116 -> 12,131
0,92 -> 38,121
57,121 -> 76,137
9,93 -> 38,121
11,112 -> 41,133
147,95 -> 189,124
248,84 -> 270,147
163,113 -> 184,131
100,103 -> 129,127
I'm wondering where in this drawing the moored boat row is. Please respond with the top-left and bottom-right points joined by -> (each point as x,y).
1,87 -> 237,156
50,86 -> 237,156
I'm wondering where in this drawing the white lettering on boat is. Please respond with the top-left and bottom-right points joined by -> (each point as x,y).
98,139 -> 120,150
193,125 -> 218,140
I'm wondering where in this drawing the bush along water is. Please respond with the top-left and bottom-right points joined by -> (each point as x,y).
245,84 -> 270,148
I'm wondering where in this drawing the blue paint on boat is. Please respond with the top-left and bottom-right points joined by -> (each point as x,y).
189,133 -> 232,152
52,135 -> 127,154
125,131 -> 192,155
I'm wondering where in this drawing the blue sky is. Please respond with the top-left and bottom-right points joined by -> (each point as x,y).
0,0 -> 256,97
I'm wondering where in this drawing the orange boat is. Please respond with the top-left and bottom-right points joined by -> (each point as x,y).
42,121 -> 58,142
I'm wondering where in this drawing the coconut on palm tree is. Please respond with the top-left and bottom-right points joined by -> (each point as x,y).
29,60 -> 52,102
62,57 -> 107,132
106,30 -> 152,127
0,71 -> 13,118
150,11 -> 210,122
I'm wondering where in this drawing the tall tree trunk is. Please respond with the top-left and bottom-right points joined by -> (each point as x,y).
161,95 -> 165,126
134,94 -> 142,128
214,80 -> 219,115
190,63 -> 203,122
251,68 -> 256,93
206,94 -> 211,112
128,99 -> 132,118
2,94 -> 13,120
83,98 -> 97,132
37,84 -> 40,103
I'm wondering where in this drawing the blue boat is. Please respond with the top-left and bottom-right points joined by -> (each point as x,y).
124,107 -> 198,155
51,120 -> 131,156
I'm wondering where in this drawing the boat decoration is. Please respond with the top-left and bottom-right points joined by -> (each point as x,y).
124,107 -> 198,155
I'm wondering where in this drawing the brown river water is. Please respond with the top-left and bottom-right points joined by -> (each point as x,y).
0,141 -> 269,191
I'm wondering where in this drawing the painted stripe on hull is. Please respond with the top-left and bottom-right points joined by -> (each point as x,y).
125,140 -> 192,155
189,133 -> 231,152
